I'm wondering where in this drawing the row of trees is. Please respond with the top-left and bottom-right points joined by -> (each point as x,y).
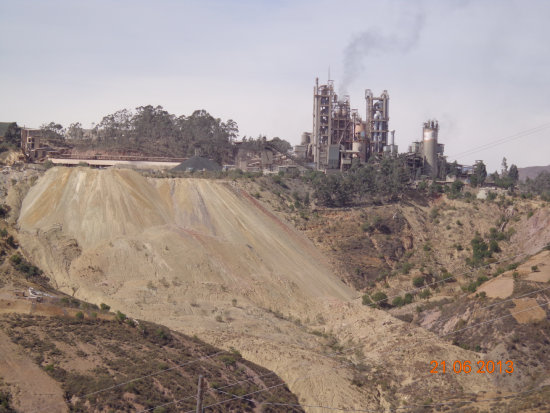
41,106 -> 241,164
488,157 -> 519,189
307,157 -> 411,207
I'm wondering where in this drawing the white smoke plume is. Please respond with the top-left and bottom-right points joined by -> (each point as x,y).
339,13 -> 425,95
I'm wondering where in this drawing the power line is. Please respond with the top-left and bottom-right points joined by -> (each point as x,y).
434,283 -> 550,328
135,370 -> 280,413
172,300 -> 550,413
448,121 -> 550,160
219,386 -> 543,412
47,250 -> 538,413
36,350 -> 226,413
363,251 -> 528,307
183,382 -> 288,413
36,247 -> 543,411
163,251 -> 548,412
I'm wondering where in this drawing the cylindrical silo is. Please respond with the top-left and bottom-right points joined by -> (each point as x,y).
422,120 -> 439,178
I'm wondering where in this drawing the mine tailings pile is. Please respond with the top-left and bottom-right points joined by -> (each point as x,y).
17,167 -> 500,412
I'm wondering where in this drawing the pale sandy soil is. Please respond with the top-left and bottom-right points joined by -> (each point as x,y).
478,277 -> 515,298
0,329 -> 67,412
525,250 -> 550,282
16,168 -> 498,411
511,298 -> 547,323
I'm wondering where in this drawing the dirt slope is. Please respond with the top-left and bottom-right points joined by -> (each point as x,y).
17,167 -> 499,411
0,329 -> 67,412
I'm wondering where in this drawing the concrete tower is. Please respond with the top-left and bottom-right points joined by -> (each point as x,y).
422,120 -> 439,178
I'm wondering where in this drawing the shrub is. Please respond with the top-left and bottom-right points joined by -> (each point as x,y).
489,239 -> 501,253
0,390 -> 14,411
419,289 -> 431,299
403,293 -> 414,304
371,291 -> 388,307
361,222 -> 372,232
362,295 -> 375,308
401,262 -> 413,275
470,232 -> 491,266
0,228 -> 7,237
462,282 -> 478,293
6,235 -> 17,248
532,265 -> 539,272
10,254 -> 22,265
412,276 -> 425,288
75,311 -> 84,320
100,303 -> 110,311
0,204 -> 10,218
392,296 -> 404,307
115,311 -> 126,322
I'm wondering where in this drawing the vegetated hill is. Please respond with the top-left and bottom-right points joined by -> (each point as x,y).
411,249 -> 550,412
519,165 -> 550,181
0,222 -> 303,413
13,166 -> 516,412
0,314 -> 303,413
235,171 -> 550,409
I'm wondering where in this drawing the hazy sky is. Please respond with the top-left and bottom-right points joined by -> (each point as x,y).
1,0 -> 549,171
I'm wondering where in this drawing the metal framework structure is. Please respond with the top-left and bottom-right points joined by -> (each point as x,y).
312,78 -> 369,171
365,89 -> 390,156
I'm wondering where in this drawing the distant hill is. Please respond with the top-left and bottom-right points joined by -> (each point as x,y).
518,164 -> 550,181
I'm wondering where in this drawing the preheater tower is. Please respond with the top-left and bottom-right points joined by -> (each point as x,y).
365,89 -> 390,156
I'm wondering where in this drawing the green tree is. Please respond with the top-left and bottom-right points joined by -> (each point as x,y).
471,161 -> 487,187
371,291 -> 388,307
470,232 -> 491,265
40,122 -> 65,142
508,164 -> 519,182
66,122 -> 84,140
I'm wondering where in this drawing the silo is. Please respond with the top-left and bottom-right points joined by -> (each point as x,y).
422,120 -> 439,178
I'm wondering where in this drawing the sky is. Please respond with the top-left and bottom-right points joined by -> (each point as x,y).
1,0 -> 549,171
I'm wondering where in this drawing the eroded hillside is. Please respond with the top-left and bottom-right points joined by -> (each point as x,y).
13,167 -> 520,412
0,218 -> 303,412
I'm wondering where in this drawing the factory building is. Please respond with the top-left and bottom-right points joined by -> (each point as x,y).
295,77 -> 473,182
407,120 -> 446,179
296,78 -> 398,172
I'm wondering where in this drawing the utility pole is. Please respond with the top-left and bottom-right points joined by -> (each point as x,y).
196,375 -> 204,413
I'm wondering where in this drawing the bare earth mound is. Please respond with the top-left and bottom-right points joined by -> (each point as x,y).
18,167 -> 499,411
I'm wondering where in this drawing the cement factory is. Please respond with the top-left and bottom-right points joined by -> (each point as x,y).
294,78 -> 449,179
4,77 -> 475,181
